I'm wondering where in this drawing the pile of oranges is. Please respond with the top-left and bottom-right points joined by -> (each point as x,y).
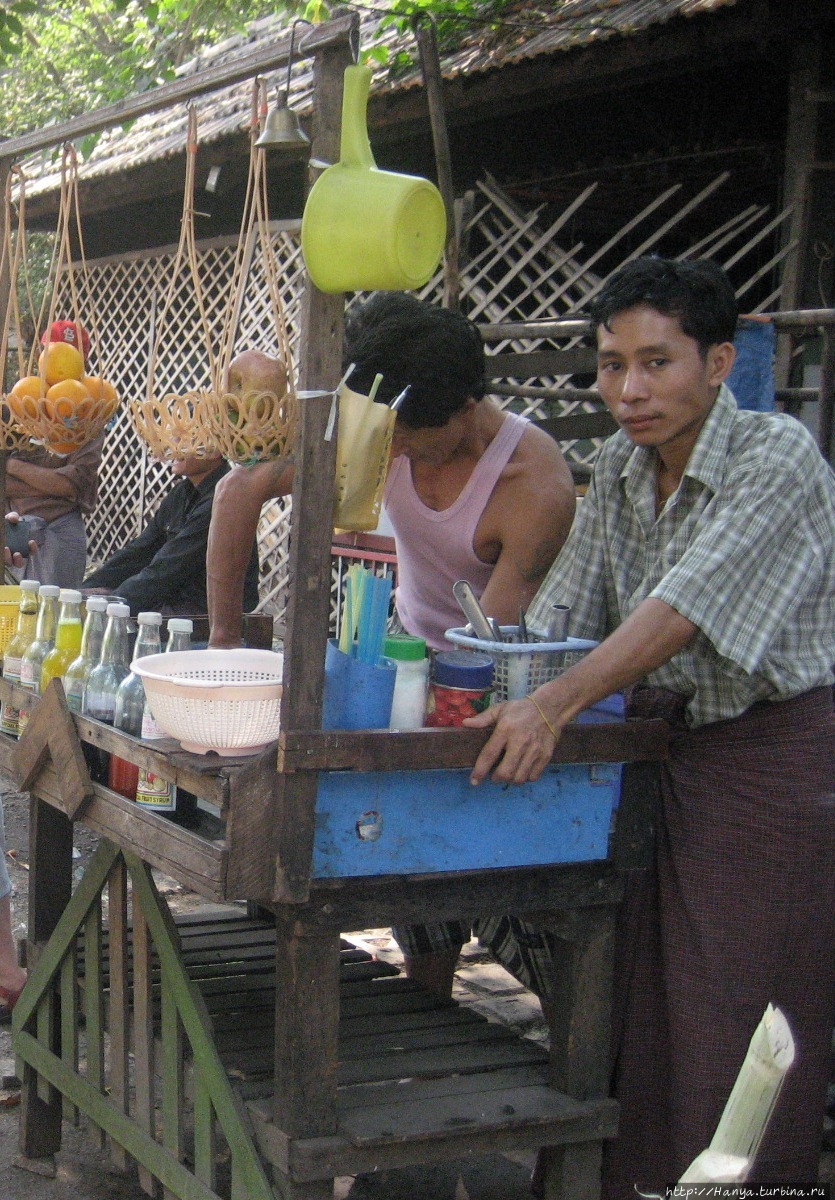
6,341 -> 119,455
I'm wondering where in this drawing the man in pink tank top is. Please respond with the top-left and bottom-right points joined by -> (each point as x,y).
207,294 -> 576,999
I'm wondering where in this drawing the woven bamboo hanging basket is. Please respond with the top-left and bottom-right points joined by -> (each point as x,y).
3,149 -> 119,456
201,79 -> 298,465
129,106 -> 219,461
0,166 -> 55,454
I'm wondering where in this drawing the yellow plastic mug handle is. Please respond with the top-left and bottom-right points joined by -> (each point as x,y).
339,65 -> 376,170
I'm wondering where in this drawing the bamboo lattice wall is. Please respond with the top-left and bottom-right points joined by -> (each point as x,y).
54,175 -> 791,625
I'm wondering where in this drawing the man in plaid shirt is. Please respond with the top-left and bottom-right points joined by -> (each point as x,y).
468,257 -> 835,1191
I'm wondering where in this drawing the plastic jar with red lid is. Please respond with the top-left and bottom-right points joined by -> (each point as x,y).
424,651 -> 494,728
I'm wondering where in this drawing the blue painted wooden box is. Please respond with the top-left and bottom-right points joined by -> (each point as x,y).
312,695 -> 626,879
312,760 -> 623,878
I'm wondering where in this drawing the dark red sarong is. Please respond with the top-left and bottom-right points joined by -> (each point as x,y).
603,686 -> 835,1195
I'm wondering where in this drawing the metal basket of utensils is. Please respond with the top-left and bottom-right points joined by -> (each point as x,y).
444,626 -> 599,702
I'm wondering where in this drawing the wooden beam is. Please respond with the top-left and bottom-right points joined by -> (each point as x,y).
277,720 -> 669,774
0,14 -> 358,162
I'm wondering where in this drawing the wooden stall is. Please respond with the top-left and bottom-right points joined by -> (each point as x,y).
0,16 -> 669,1200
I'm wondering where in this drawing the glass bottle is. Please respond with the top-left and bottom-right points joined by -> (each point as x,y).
64,596 -> 109,714
109,612 -> 162,801
17,584 -> 60,736
40,589 -> 84,692
0,579 -> 41,739
136,618 -> 197,825
82,602 -> 131,783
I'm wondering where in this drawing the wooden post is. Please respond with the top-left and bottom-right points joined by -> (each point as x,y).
273,19 -> 356,907
18,795 -> 73,1160
271,18 -> 356,1179
775,39 -> 821,390
819,325 -> 835,463
415,19 -> 460,311
537,905 -> 619,1200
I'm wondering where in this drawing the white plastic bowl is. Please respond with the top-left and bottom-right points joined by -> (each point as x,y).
132,648 -> 283,755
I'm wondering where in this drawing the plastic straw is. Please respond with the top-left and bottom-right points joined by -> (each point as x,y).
339,573 -> 352,655
367,372 -> 384,403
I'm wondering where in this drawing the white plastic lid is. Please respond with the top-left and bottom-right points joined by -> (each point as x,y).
84,596 -> 108,611
59,589 -> 82,603
106,602 -> 130,618
20,579 -> 40,592
38,584 -> 60,598
137,611 -> 163,625
167,618 -> 193,633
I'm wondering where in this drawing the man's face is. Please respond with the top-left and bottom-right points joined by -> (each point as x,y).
390,403 -> 472,468
172,453 -> 223,481
596,305 -> 734,462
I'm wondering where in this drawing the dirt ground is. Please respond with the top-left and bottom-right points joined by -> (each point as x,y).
0,769 -> 833,1199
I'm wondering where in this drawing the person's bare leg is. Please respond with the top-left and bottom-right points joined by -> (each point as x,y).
0,893 -> 27,1000
402,948 -> 460,999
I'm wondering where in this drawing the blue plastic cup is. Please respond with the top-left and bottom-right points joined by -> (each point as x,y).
323,639 -> 396,730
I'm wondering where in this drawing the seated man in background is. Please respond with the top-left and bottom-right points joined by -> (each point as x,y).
6,435 -> 104,588
206,293 -> 577,1006
6,320 -> 104,587
84,452 -> 259,617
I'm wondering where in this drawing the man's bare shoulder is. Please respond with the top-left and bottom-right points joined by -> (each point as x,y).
500,417 -> 575,496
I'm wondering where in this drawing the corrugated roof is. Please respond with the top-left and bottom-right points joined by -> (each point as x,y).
19,0 -> 740,196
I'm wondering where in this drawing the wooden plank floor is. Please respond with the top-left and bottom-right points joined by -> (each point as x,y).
87,909 -> 617,1181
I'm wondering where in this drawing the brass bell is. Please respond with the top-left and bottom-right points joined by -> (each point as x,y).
255,95 -> 310,149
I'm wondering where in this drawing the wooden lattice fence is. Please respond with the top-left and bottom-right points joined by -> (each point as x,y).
51,175 -> 791,626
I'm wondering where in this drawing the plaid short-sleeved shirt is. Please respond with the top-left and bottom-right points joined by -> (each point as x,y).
528,385 -> 835,727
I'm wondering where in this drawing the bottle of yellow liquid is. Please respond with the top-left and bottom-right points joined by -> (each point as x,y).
0,580 -> 41,738
40,589 -> 84,692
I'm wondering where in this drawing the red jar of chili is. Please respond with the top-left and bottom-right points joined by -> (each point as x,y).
424,651 -> 494,727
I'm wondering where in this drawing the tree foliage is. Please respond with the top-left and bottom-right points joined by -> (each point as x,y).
0,0 -> 523,140
0,0 -> 293,137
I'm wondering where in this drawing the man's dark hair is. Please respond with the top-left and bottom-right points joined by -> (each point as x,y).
588,257 -> 738,355
343,293 -> 486,428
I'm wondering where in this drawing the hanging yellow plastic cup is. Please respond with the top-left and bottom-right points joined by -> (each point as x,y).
301,65 -> 447,294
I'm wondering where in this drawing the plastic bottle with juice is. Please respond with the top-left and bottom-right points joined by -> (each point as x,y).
0,579 -> 41,738
40,589 -> 84,691
109,612 -> 162,801
17,584 -> 60,736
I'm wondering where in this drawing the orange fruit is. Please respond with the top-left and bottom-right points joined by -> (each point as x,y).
10,375 -> 46,401
39,341 -> 85,386
45,378 -> 92,423
82,375 -> 117,403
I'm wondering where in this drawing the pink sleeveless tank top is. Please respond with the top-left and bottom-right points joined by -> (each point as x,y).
383,410 -> 528,649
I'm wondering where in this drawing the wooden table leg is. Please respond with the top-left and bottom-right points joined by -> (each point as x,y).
272,915 -> 341,1199
538,903 -> 619,1200
18,795 -> 73,1161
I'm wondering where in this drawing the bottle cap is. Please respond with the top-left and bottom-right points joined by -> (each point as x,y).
383,634 -> 427,661
106,602 -> 130,618
432,650 -> 494,690
137,611 -> 163,625
59,589 -> 82,603
20,579 -> 41,592
38,584 -> 60,598
167,618 -> 193,633
84,596 -> 108,611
